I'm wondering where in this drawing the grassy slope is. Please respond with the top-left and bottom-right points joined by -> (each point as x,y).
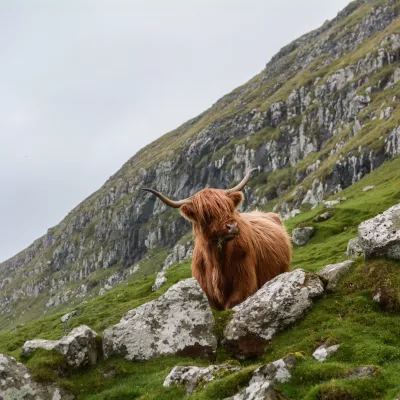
0,156 -> 399,399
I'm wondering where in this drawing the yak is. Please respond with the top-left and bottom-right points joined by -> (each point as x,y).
143,168 -> 292,310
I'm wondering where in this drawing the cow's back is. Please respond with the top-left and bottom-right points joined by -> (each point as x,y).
241,211 -> 291,286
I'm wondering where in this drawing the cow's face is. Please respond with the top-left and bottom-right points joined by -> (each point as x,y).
180,188 -> 244,242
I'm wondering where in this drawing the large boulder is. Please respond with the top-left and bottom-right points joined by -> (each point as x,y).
0,353 -> 74,400
358,204 -> 400,259
225,355 -> 296,400
318,260 -> 355,291
346,237 -> 364,258
292,227 -> 315,246
103,278 -> 217,361
223,269 -> 325,358
163,363 -> 241,394
22,325 -> 99,368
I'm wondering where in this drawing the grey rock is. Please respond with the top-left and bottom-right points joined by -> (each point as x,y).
362,185 -> 375,192
346,366 -> 379,379
346,237 -> 364,258
60,310 -> 77,323
358,204 -> 400,259
22,325 -> 99,368
323,197 -> 346,208
314,211 -> 332,222
152,241 -> 194,291
225,355 -> 296,400
312,344 -> 340,362
223,269 -> 325,358
318,260 -> 355,291
152,271 -> 167,292
103,278 -> 217,361
22,339 -> 58,356
0,353 -> 74,400
164,363 -> 241,394
292,227 -> 315,246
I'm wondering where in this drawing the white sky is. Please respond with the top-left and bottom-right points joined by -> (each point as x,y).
0,0 -> 351,262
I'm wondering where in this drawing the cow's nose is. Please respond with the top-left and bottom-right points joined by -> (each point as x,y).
226,223 -> 239,235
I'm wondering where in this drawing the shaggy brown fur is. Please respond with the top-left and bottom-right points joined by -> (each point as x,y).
180,188 -> 291,310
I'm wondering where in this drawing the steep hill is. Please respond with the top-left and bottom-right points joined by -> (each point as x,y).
1,153 -> 399,399
1,0 -> 400,331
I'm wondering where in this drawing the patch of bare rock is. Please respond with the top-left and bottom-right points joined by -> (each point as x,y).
22,325 -> 99,368
0,353 -> 74,400
102,278 -> 217,361
224,355 -> 296,400
358,204 -> 400,259
223,269 -> 325,358
292,227 -> 315,246
318,260 -> 355,292
163,363 -> 241,394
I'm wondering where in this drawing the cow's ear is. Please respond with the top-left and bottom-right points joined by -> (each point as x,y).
180,204 -> 197,222
228,191 -> 244,208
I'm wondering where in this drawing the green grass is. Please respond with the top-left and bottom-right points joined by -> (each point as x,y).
285,155 -> 400,270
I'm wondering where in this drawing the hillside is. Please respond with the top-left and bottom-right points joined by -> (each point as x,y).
0,154 -> 399,399
1,0 -> 400,334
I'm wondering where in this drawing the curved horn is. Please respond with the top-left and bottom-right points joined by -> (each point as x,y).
226,167 -> 260,193
142,188 -> 192,208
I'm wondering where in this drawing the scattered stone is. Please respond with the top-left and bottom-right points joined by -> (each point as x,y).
314,211 -> 332,222
223,269 -> 325,359
163,363 -> 241,394
22,325 -> 99,368
292,227 -> 315,246
318,260 -> 355,291
0,353 -> 74,400
152,271 -> 167,291
346,237 -> 364,259
61,310 -> 77,323
22,339 -> 58,356
152,242 -> 194,291
312,344 -> 340,362
358,204 -> 400,259
225,355 -> 296,400
380,107 -> 393,120
103,367 -> 117,380
362,185 -> 375,192
323,197 -> 346,208
103,278 -> 217,361
346,366 -> 379,379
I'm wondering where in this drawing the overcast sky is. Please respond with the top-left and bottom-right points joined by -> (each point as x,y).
0,0 -> 351,262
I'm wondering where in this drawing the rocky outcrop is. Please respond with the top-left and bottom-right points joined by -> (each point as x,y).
163,364 -> 241,394
313,344 -> 340,362
358,204 -> 400,259
103,279 -> 217,361
152,241 -> 193,291
0,353 -> 74,400
223,269 -> 325,358
292,227 -> 315,246
347,237 -> 364,258
225,355 -> 296,400
22,325 -> 99,368
318,260 -> 355,291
